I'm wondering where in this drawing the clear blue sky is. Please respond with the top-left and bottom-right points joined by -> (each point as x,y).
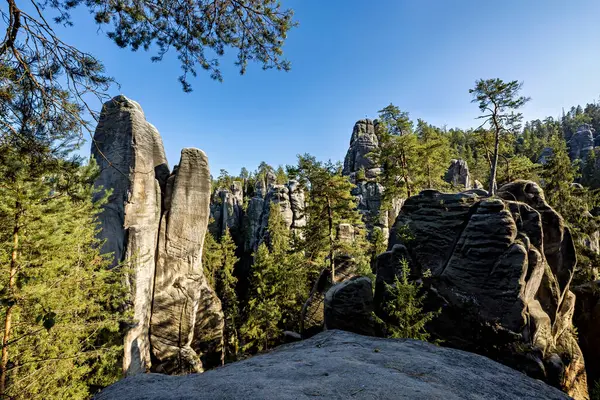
56,0 -> 600,175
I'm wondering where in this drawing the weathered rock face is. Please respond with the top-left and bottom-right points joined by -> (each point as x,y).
150,148 -> 224,374
342,119 -> 379,177
573,281 -> 600,391
93,96 -> 223,377
244,180 -> 306,253
92,95 -> 169,375
444,159 -> 471,189
324,277 -> 375,336
377,181 -> 588,399
568,124 -> 595,160
96,330 -> 571,400
342,120 -> 402,240
209,181 -> 244,239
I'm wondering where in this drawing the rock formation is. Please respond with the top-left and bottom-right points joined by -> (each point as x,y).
342,119 -> 401,240
444,159 -> 471,189
342,119 -> 380,177
244,180 -> 306,253
209,181 -> 244,240
376,181 -> 588,399
150,148 -> 224,374
96,330 -> 571,400
92,96 -> 223,376
324,277 -> 375,336
568,124 -> 595,160
92,95 -> 169,375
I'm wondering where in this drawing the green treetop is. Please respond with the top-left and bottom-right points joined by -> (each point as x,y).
469,78 -> 530,195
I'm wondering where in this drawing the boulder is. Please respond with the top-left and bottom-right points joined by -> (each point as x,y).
444,159 -> 471,189
378,181 -> 588,399
92,95 -> 169,375
150,148 -> 224,374
324,277 -> 375,336
96,330 -> 570,400
568,124 -> 595,160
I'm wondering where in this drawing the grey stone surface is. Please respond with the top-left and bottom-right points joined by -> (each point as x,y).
380,182 -> 587,399
342,119 -> 379,176
444,158 -> 471,188
324,277 -> 375,336
568,124 -> 595,160
92,95 -> 169,375
342,120 -> 402,241
151,148 -> 224,374
244,180 -> 306,253
96,330 -> 570,400
210,181 -> 244,239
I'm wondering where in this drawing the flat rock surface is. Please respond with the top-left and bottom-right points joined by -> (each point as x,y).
96,330 -> 569,400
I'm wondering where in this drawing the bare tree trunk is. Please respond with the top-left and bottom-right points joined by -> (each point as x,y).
1,203 -> 20,396
327,196 -> 334,283
489,115 -> 500,195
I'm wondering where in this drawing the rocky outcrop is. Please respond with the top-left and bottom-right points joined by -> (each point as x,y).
444,159 -> 471,189
244,180 -> 306,253
324,277 -> 375,336
92,95 -> 169,375
573,281 -> 600,391
93,96 -> 223,376
377,181 -> 588,399
150,149 -> 224,374
568,124 -> 595,160
96,330 -> 570,400
342,120 -> 401,240
209,181 -> 244,239
342,119 -> 380,177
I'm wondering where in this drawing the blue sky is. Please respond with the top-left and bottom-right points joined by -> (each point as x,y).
56,0 -> 600,175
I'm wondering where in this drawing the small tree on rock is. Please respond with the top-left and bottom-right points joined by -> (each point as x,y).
469,79 -> 529,195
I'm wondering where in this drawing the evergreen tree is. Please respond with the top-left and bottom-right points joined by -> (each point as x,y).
202,229 -> 222,289
240,204 -> 307,352
581,150 -> 600,189
0,149 -> 126,399
415,119 -> 451,189
382,260 -> 437,341
295,155 -> 369,281
470,79 -> 530,194
275,165 -> 288,184
371,105 -> 421,207
216,229 -> 240,361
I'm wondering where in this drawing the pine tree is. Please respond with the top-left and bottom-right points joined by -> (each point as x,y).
0,149 -> 126,399
275,166 -> 288,184
216,229 -> 240,361
295,155 -> 368,281
371,105 -> 422,206
202,229 -> 223,288
470,79 -> 530,195
382,260 -> 437,341
415,119 -> 451,189
240,204 -> 307,352
581,149 -> 600,189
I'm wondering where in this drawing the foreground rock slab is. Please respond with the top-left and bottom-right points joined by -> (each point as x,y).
96,330 -> 569,400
